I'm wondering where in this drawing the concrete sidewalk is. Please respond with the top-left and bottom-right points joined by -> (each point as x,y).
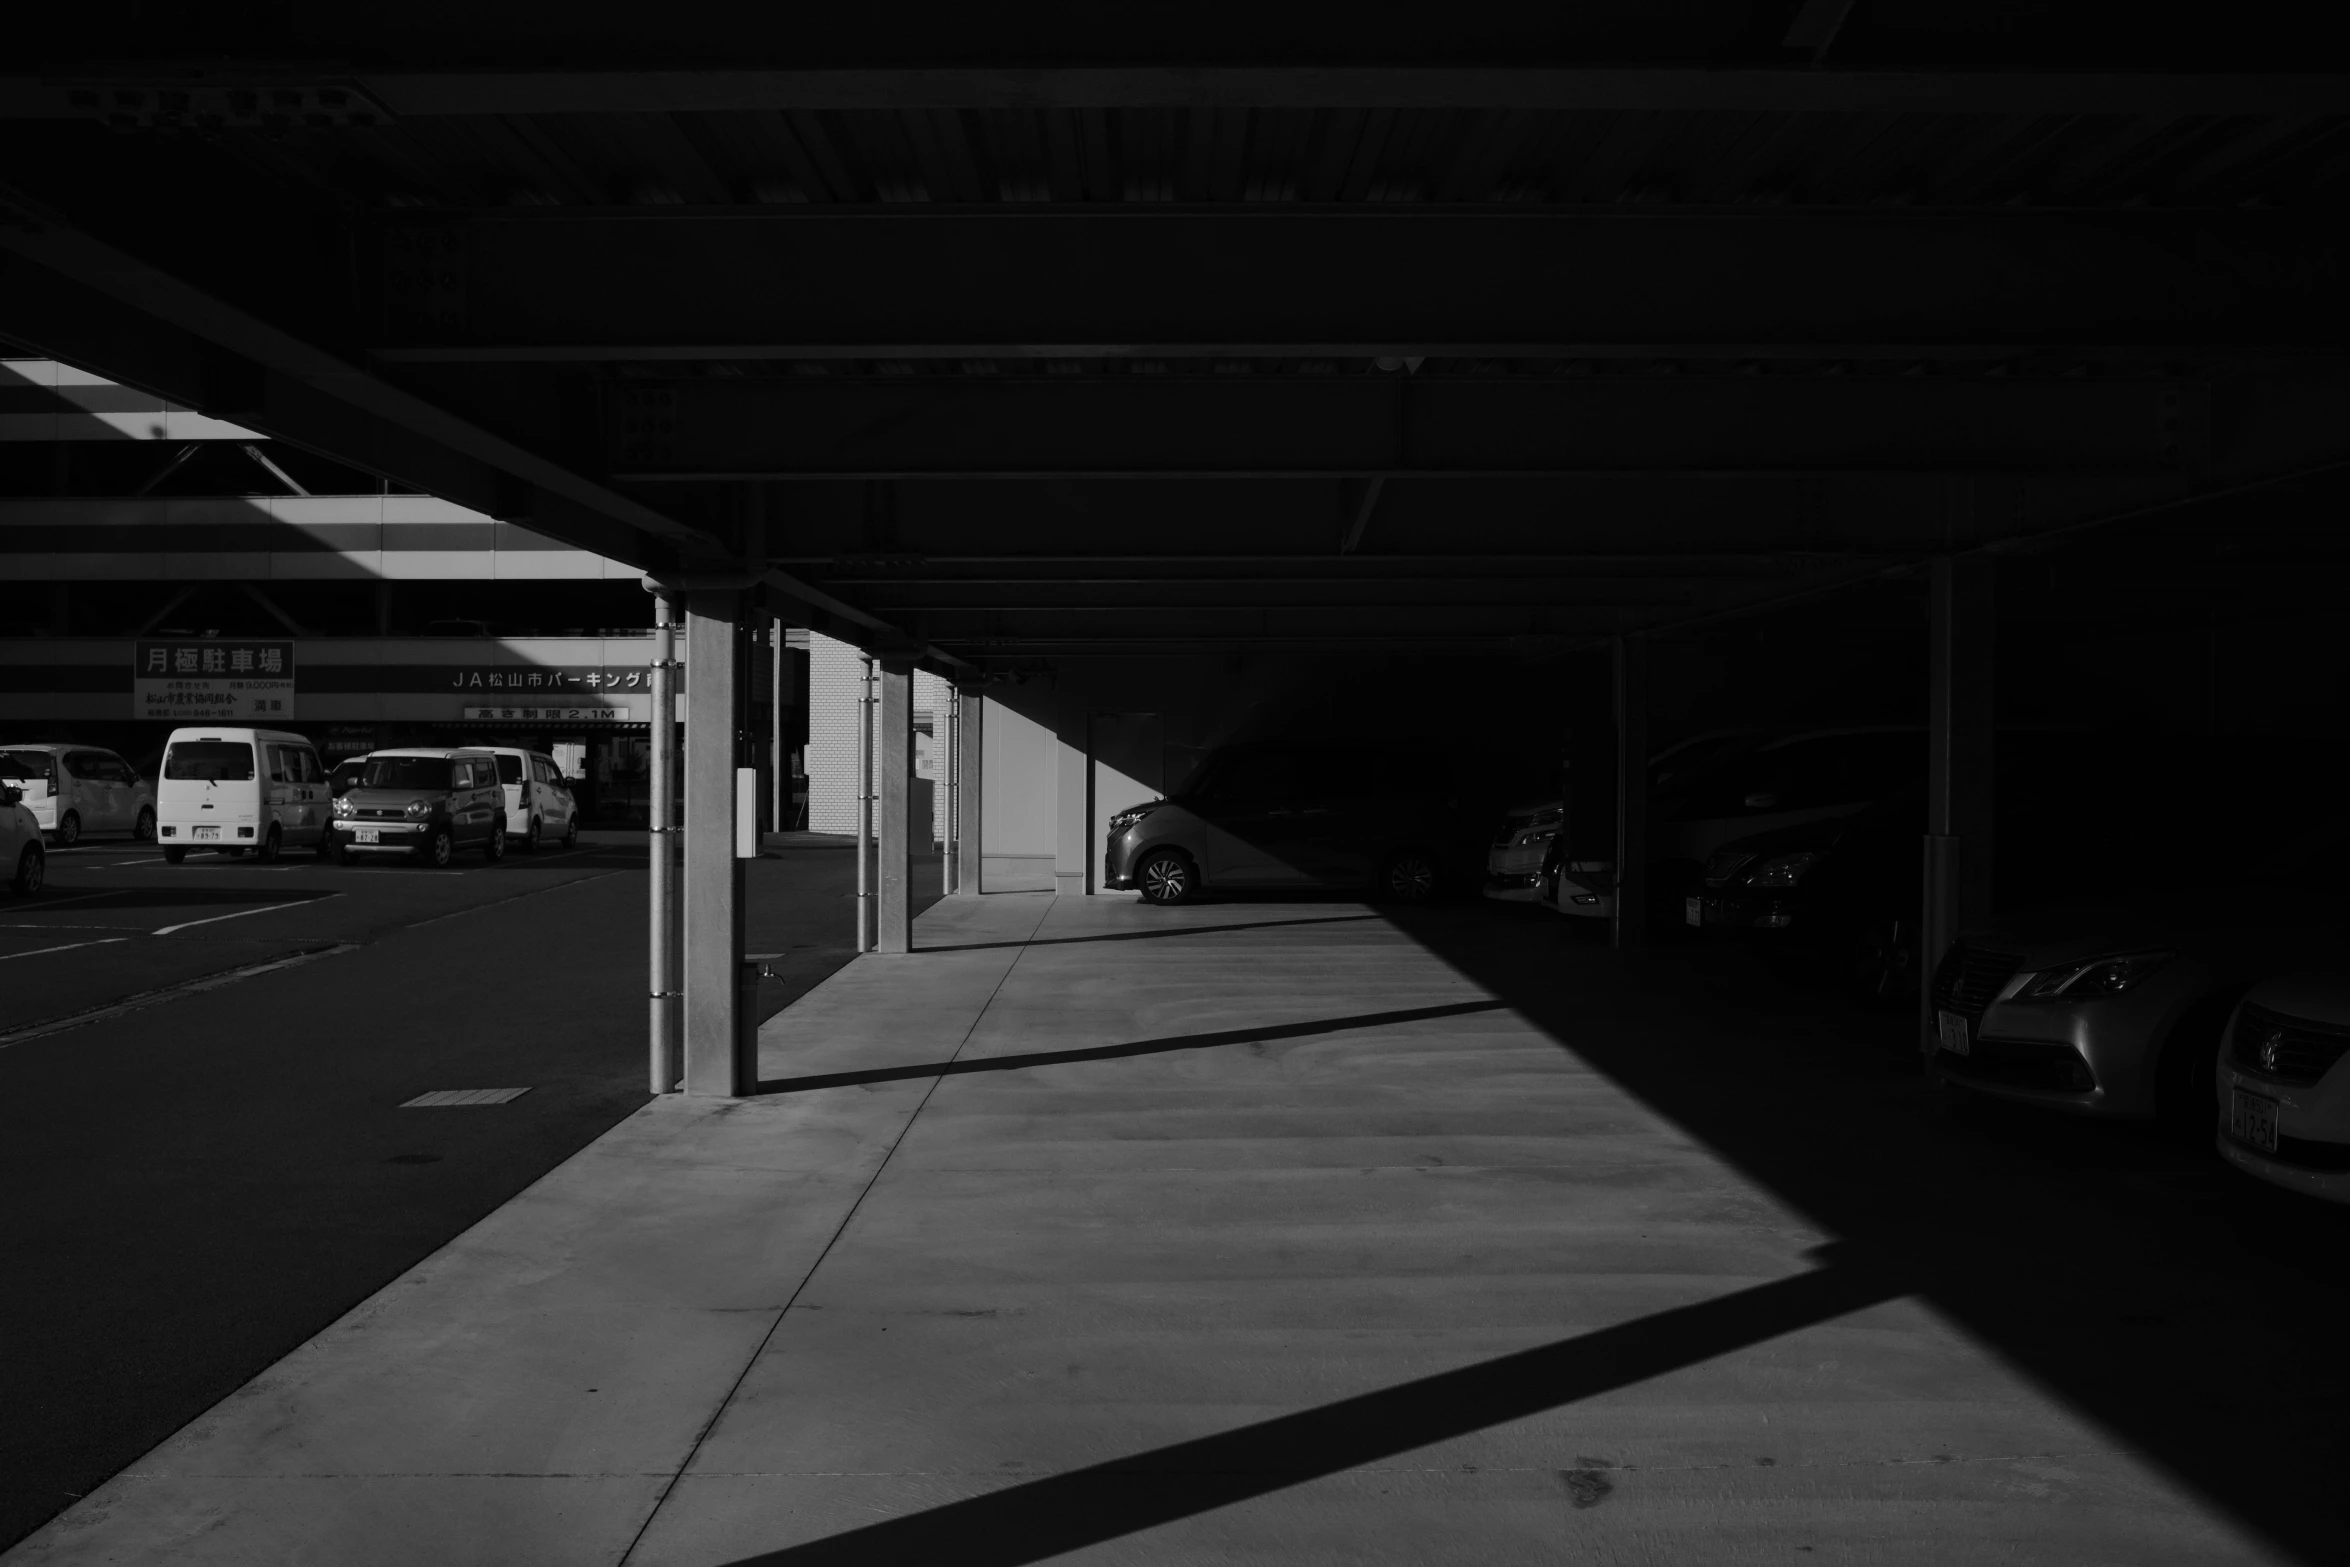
5,894 -> 2284,1565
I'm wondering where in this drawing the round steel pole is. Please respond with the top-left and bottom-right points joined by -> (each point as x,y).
856,655 -> 874,953
648,594 -> 681,1092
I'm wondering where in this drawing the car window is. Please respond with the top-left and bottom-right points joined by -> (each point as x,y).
296,749 -> 323,783
93,755 -> 132,783
264,745 -> 290,783
0,750 -> 53,782
364,756 -> 454,791
495,754 -> 524,786
531,755 -> 555,784
64,751 -> 103,780
164,742 -> 257,781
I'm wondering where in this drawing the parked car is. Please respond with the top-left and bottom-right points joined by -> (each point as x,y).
2215,971 -> 2350,1201
478,746 -> 581,851
155,728 -> 328,864
1928,788 -> 2350,1132
1484,799 -> 1561,903
328,748 -> 508,866
1694,793 -> 1926,1001
1488,730 -> 1761,915
2,776 -> 43,894
1651,727 -> 1926,897
327,757 -> 370,796
0,743 -> 156,847
1106,740 -> 1484,905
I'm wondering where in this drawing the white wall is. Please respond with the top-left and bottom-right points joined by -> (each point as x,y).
980,694 -> 1059,891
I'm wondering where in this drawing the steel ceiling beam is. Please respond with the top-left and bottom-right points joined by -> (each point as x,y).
600,375 -> 2185,478
365,207 -> 2349,364
10,68 -> 2350,118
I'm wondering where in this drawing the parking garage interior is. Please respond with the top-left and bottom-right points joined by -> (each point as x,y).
7,7 -> 2350,1563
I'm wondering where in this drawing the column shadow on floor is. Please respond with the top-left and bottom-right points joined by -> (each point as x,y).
754,998 -> 1504,1096
718,1249 -> 1905,1567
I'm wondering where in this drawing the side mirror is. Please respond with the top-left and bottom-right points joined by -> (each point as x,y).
1743,792 -> 1780,810
1,786 -> 18,807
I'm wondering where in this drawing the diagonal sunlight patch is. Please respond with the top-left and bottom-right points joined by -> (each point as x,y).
755,998 -> 1507,1095
717,1249 -> 1905,1567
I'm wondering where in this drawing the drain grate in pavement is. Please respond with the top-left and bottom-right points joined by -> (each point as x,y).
400,1088 -> 531,1107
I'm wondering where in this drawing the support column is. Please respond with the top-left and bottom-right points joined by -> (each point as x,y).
1612,635 -> 1649,953
683,590 -> 750,1096
646,589 -> 681,1093
1923,554 -> 1996,1047
854,655 -> 875,952
876,659 -> 914,953
770,618 -> 786,835
1055,706 -> 1088,897
941,690 -> 959,897
956,684 -> 984,895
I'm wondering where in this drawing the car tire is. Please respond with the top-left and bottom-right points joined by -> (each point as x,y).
562,817 -> 579,849
326,838 -> 352,865
134,806 -> 156,843
10,841 -> 43,895
423,829 -> 454,868
1134,848 -> 1197,906
162,845 -> 187,865
483,823 -> 507,862
56,809 -> 80,848
523,816 -> 541,852
1378,850 -> 1439,905
256,825 -> 282,863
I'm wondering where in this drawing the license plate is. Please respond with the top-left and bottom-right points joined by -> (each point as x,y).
192,825 -> 220,841
1685,895 -> 1704,927
1936,1009 -> 1971,1057
356,828 -> 380,844
2231,1088 -> 2280,1154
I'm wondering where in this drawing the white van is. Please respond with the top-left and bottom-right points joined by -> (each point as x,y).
477,747 -> 581,851
156,727 -> 329,864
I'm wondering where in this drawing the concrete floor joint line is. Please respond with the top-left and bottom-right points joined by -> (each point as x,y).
613,894 -> 1054,1567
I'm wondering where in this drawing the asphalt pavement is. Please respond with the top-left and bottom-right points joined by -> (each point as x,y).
0,828 -> 915,1551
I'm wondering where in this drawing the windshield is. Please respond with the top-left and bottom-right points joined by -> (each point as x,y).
362,757 -> 454,791
163,742 -> 256,781
0,750 -> 53,782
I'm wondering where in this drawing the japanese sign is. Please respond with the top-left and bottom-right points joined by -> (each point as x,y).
134,639 -> 295,722
461,706 -> 629,722
443,666 -> 658,695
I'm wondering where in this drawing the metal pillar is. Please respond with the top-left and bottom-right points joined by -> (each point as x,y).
941,689 -> 959,897
955,684 -> 984,896
855,655 -> 875,952
770,620 -> 786,837
1612,635 -> 1649,952
683,590 -> 751,1096
876,660 -> 914,953
1923,553 -> 1996,1048
647,590 -> 681,1093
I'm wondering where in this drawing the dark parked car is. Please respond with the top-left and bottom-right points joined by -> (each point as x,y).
327,748 -> 509,867
1695,792 -> 1927,1000
1104,741 -> 1492,906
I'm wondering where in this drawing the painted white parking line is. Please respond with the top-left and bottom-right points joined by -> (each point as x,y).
0,943 -> 358,1050
153,894 -> 344,937
0,938 -> 129,962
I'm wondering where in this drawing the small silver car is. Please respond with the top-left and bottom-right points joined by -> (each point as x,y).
0,743 -> 157,847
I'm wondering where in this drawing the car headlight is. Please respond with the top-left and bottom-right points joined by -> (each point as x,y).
404,798 -> 433,820
1746,852 -> 1818,887
332,796 -> 355,818
1108,803 -> 1159,832
1521,829 -> 1556,845
2016,951 -> 2170,1001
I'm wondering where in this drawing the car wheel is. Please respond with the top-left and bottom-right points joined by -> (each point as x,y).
256,824 -> 282,863
134,806 -> 156,843
10,841 -> 43,895
56,809 -> 80,848
523,816 -> 541,852
1135,848 -> 1196,906
562,817 -> 579,849
1379,850 -> 1439,904
483,823 -> 507,862
162,845 -> 187,865
423,828 -> 454,868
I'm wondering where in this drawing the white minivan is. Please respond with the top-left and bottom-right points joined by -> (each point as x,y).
477,747 -> 580,851
156,727 -> 330,864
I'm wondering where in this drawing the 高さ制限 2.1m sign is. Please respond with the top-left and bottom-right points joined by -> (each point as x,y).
135,640 -> 296,722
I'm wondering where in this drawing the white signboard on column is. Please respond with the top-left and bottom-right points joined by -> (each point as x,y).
134,639 -> 295,722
